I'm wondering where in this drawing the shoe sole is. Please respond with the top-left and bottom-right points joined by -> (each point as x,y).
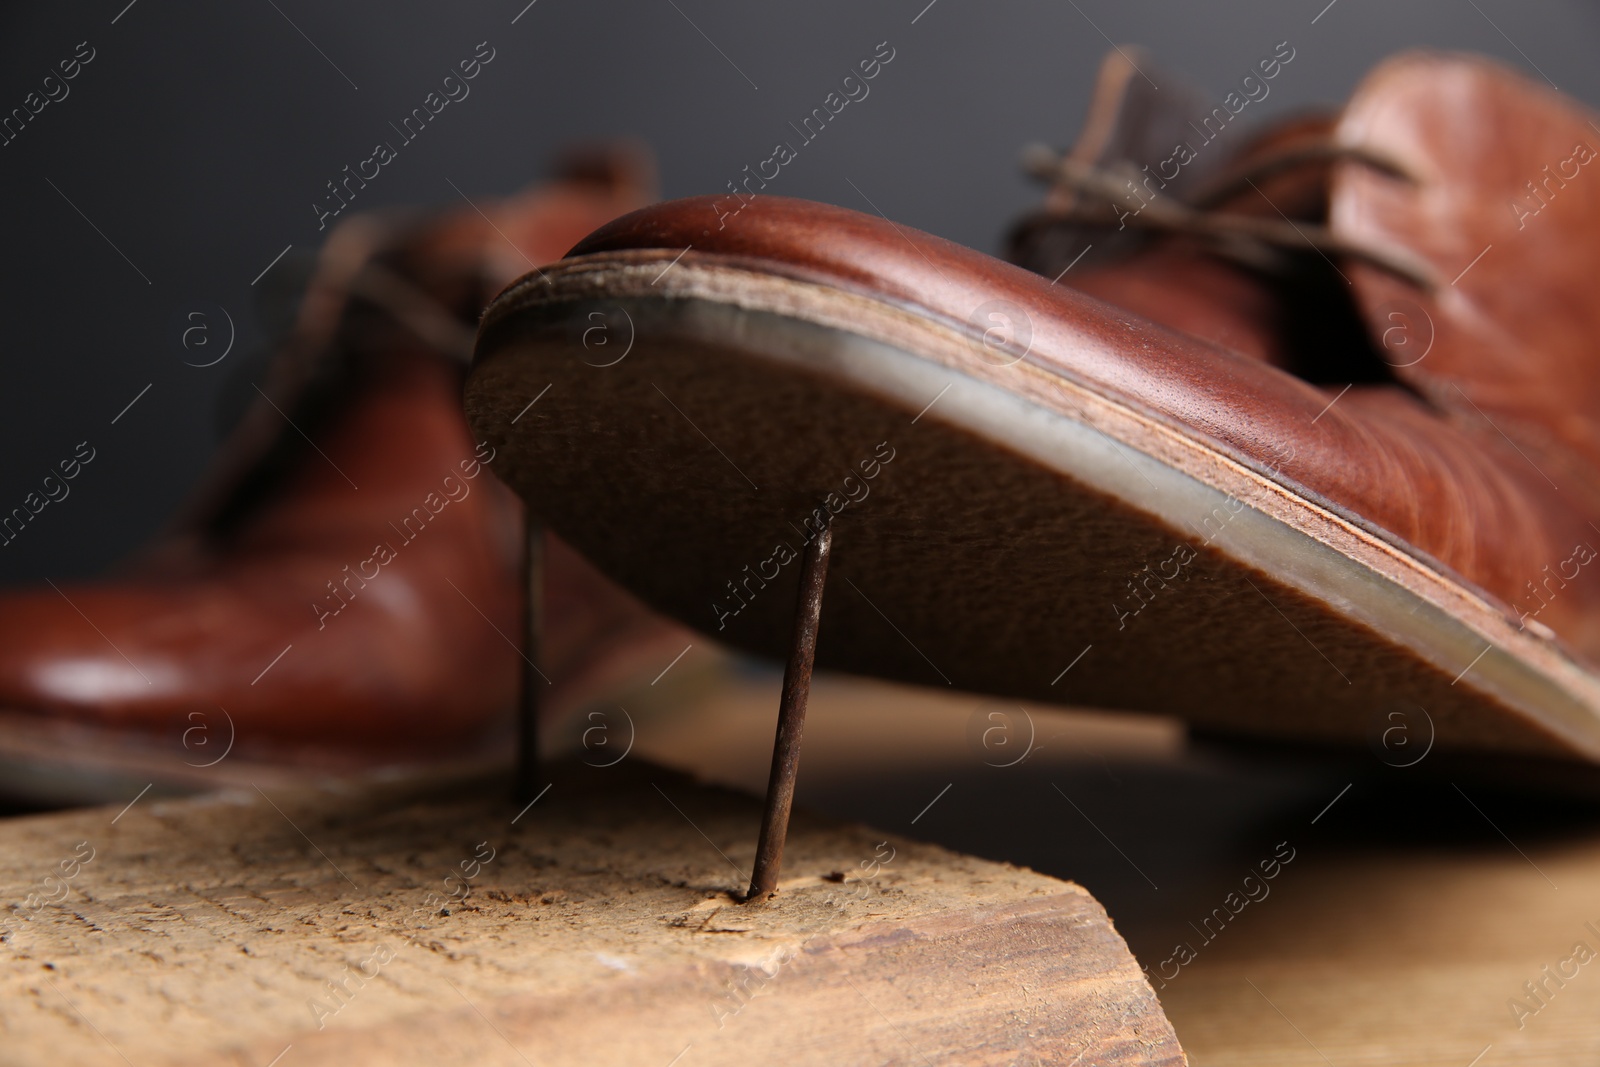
468,251 -> 1600,767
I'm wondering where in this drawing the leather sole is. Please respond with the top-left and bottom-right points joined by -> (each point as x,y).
468,250 -> 1600,767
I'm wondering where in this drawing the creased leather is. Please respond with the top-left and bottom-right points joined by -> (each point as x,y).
1333,51 -> 1600,496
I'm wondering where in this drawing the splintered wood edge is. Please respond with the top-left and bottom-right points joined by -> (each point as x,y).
0,760 -> 1184,1066
243,893 -> 1183,1067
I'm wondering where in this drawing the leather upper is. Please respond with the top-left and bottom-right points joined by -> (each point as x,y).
1334,51 -> 1600,485
568,58 -> 1600,664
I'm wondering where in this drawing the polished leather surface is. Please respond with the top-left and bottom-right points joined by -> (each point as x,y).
569,70 -> 1600,665
1047,50 -> 1600,656
0,155 -> 682,760
1333,52 -> 1600,479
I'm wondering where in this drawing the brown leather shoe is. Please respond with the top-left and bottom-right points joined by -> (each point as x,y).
1011,49 -> 1600,671
0,148 -> 690,797
465,54 -> 1600,771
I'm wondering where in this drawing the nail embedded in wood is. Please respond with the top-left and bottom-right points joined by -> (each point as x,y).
747,517 -> 833,903
515,517 -> 544,805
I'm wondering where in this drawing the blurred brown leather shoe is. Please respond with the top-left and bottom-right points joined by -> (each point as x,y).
0,147 -> 691,799
465,53 -> 1600,773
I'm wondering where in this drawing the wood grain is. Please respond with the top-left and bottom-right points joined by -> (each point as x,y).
0,758 -> 1182,1066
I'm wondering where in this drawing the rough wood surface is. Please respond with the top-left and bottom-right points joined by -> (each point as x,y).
0,759 -> 1182,1066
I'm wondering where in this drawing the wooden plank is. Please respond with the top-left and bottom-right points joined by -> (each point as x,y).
0,758 -> 1183,1066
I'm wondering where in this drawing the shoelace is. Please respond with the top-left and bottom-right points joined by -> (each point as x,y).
350,261 -> 479,364
1020,141 -> 1439,291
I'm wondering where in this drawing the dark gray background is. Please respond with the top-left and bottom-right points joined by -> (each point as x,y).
1,0 -> 1595,586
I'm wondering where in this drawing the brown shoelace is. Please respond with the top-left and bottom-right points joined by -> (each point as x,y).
1020,141 -> 1438,291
